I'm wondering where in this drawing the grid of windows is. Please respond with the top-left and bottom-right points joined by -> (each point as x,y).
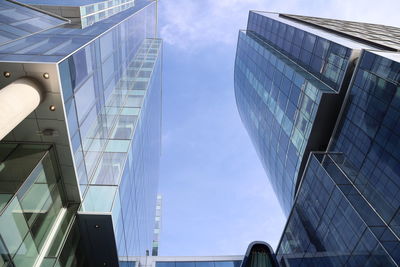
0,0 -> 156,62
0,0 -> 66,47
330,50 -> 400,249
80,0 -> 136,27
23,0 -> 138,28
59,5 -> 156,195
247,12 -> 352,92
237,11 -> 400,267
0,145 -> 78,266
68,38 -> 161,256
56,1 -> 161,257
277,51 -> 400,266
235,29 -> 336,214
277,153 -> 397,266
0,0 -> 160,263
284,14 -> 400,51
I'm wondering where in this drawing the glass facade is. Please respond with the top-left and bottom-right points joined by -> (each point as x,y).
57,1 -> 157,197
234,11 -> 356,214
57,0 -> 161,257
111,38 -> 162,257
276,49 -> 400,267
0,0 -> 66,47
152,194 -> 162,256
277,153 -> 397,266
236,11 -> 400,267
282,14 -> 400,51
0,0 -> 155,62
20,0 -> 139,28
331,50 -> 400,237
247,12 -> 352,91
0,144 -> 75,266
0,0 -> 161,265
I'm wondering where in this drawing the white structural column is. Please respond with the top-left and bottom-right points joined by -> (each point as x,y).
0,77 -> 42,140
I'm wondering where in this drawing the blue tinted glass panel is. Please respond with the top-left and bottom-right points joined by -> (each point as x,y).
195,262 -> 214,267
176,262 -> 195,267
157,263 -> 175,267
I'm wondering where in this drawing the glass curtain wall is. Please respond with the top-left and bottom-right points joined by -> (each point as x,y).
0,144 -> 66,266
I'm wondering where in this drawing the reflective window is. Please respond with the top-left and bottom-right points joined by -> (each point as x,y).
65,98 -> 79,135
106,140 -> 130,153
157,262 -> 175,267
75,76 -> 96,123
100,31 -> 113,61
176,262 -> 195,267
0,1 -> 65,46
81,185 -> 117,212
214,262 -> 241,267
0,145 -> 63,266
195,262 -> 214,267
91,152 -> 126,185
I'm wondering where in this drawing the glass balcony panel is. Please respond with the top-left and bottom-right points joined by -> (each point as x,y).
12,233 -> 38,267
0,198 -> 30,256
81,185 -> 117,212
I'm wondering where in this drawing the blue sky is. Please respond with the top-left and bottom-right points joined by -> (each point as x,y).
157,0 -> 400,256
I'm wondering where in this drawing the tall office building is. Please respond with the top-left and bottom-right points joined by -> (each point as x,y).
235,12 -> 400,266
0,0 -> 161,266
152,194 -> 162,256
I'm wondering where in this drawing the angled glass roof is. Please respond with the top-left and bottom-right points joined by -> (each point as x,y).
0,0 -> 66,46
0,0 -> 154,62
17,0 -> 107,6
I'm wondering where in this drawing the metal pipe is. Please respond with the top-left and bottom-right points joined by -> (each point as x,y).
0,78 -> 42,140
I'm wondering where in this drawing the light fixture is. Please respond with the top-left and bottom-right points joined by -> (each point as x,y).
42,129 -> 56,136
49,105 -> 56,111
43,73 -> 50,79
3,72 -> 10,78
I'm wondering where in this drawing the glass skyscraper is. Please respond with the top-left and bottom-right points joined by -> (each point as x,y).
235,11 -> 400,266
0,0 -> 161,266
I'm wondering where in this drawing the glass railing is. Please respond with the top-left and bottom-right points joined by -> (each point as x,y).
0,144 -> 65,267
40,204 -> 80,267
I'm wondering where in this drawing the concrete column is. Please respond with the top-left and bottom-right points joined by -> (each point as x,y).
0,78 -> 42,140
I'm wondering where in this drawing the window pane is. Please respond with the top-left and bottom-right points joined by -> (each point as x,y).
91,152 -> 126,185
75,76 -> 96,123
157,263 -> 175,267
214,261 -> 241,267
196,262 -> 214,267
0,198 -> 30,255
176,262 -> 195,267
81,185 -> 117,212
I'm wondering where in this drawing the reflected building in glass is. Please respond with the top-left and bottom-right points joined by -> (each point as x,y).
152,194 -> 162,256
235,11 -> 400,266
0,0 -> 162,266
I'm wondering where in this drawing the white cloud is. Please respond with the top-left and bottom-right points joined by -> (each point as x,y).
322,0 -> 400,27
159,0 -> 400,51
158,0 -> 400,256
159,0 -> 267,50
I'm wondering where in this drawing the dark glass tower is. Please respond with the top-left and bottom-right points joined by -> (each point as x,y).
235,12 -> 400,266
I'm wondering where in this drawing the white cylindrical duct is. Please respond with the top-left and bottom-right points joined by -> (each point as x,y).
0,78 -> 42,140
